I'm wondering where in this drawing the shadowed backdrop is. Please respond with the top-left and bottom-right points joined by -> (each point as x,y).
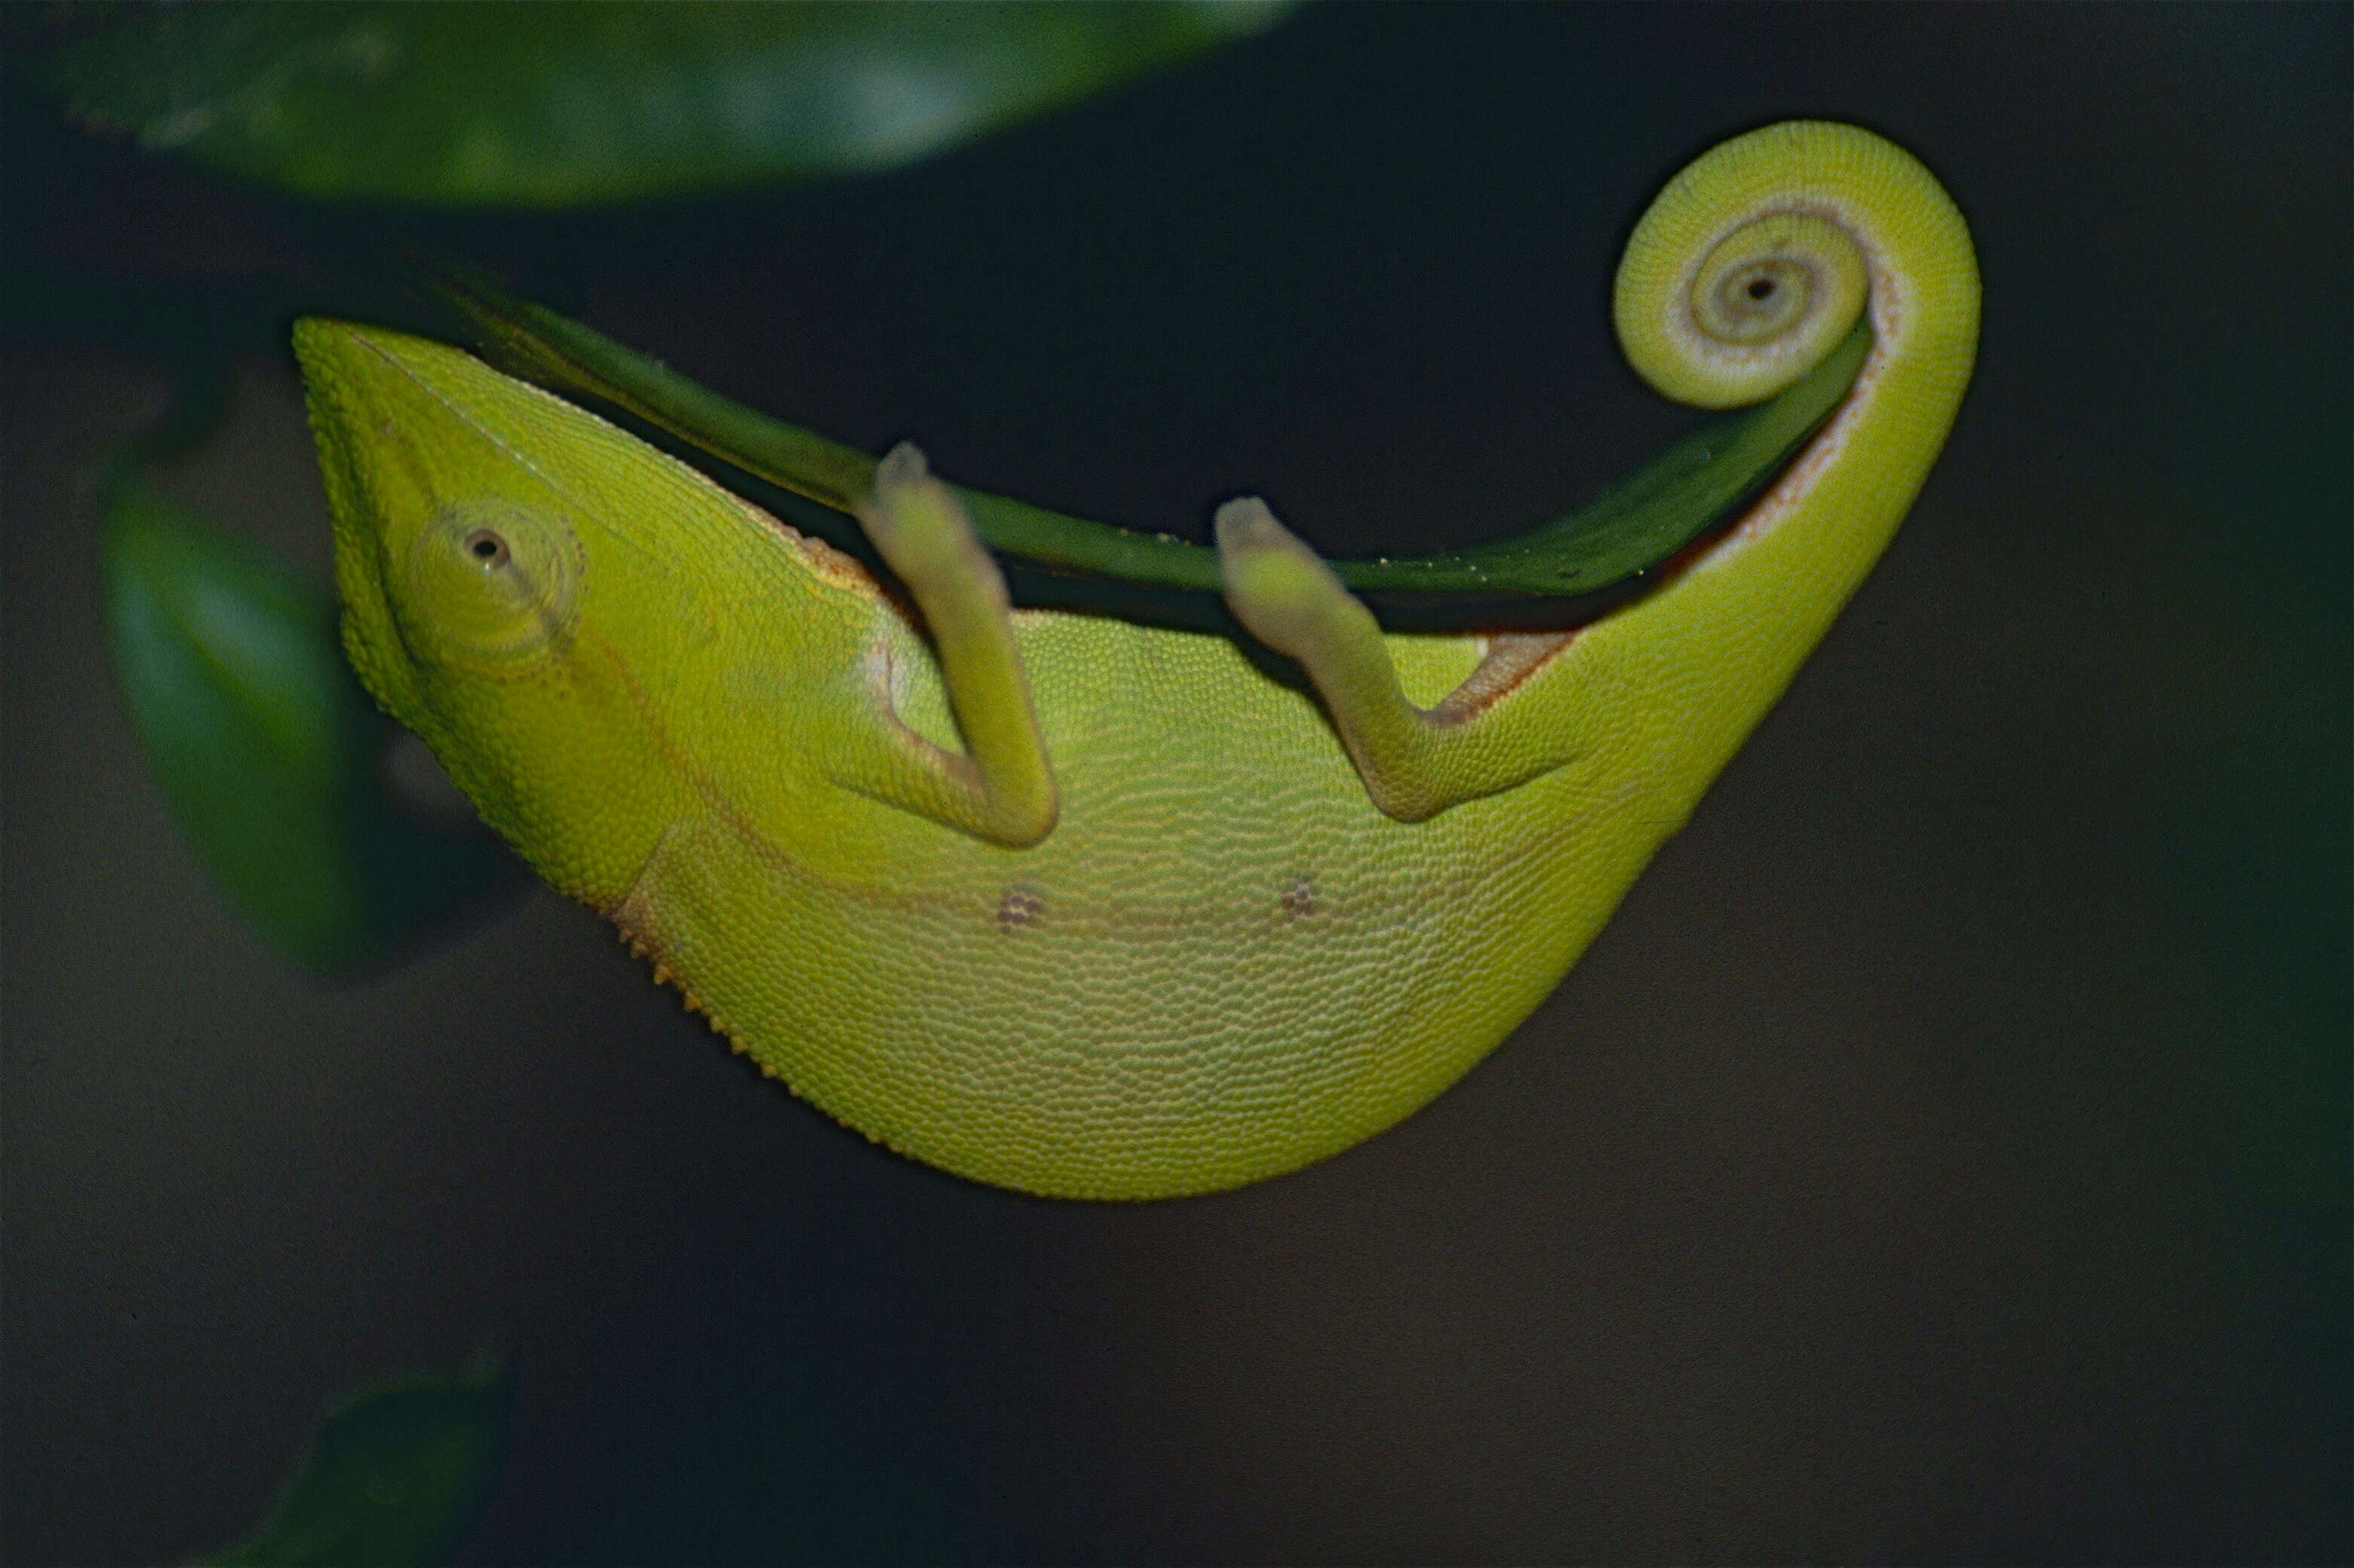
5,5 -> 2346,1563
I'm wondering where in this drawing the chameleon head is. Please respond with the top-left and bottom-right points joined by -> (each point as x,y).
292,317 -> 688,908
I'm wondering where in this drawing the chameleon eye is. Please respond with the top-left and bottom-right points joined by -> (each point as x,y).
395,501 -> 582,674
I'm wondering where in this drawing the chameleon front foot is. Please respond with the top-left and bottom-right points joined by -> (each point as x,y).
848,443 -> 1058,847
1215,498 -> 1580,822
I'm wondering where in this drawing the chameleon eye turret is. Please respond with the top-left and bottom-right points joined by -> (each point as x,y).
393,501 -> 582,671
296,122 -> 1976,1198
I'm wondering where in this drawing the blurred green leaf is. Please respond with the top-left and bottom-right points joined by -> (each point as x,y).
45,0 -> 1293,206
102,477 -> 505,973
200,1359 -> 509,1568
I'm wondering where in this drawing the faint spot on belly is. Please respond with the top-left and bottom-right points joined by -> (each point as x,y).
997,884 -> 1045,932
1280,874 -> 1317,920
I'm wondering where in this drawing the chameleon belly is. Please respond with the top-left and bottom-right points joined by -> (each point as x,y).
612,614 -> 1659,1197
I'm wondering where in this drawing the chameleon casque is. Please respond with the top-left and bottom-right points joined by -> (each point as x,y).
294,121 -> 1977,1199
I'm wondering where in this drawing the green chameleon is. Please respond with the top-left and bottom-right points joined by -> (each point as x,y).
295,121 -> 1977,1199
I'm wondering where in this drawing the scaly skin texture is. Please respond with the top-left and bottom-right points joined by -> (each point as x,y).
295,122 -> 1977,1199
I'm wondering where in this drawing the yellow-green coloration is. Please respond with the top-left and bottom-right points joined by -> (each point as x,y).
295,122 -> 1977,1199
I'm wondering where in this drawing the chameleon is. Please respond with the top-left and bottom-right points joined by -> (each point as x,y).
293,120 -> 1977,1199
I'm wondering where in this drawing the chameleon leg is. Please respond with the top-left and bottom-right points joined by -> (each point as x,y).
1216,498 -> 1581,822
849,443 -> 1058,847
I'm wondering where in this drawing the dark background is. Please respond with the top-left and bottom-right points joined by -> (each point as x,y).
6,5 -> 2346,1563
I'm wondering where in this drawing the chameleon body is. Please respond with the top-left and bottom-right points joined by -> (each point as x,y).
295,123 -> 1977,1198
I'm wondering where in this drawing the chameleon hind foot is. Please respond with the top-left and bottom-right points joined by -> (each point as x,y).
1215,497 -> 1581,822
850,443 -> 1058,847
